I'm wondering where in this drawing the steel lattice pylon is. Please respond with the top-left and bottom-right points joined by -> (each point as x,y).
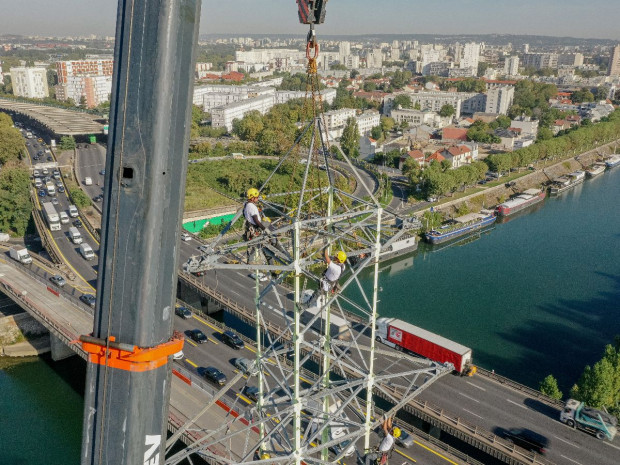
166,116 -> 448,465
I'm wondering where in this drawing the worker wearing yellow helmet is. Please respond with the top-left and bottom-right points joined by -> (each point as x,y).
306,247 -> 346,307
243,188 -> 269,263
364,416 -> 400,465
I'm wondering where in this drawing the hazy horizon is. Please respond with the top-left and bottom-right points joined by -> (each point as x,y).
0,0 -> 619,42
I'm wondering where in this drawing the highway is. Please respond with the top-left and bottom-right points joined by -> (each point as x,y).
18,131 -> 620,464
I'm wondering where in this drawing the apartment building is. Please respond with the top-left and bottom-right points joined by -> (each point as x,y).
503,56 -> 519,76
9,67 -> 49,98
55,58 -> 114,107
522,53 -> 558,70
485,86 -> 514,115
211,94 -> 275,131
461,43 -> 481,71
510,116 -> 539,137
391,108 -> 443,128
355,110 -> 381,135
608,45 -> 620,77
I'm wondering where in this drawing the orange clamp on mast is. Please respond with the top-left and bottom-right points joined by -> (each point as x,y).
80,330 -> 184,373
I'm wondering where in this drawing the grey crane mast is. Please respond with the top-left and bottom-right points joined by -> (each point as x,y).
79,1 -> 200,464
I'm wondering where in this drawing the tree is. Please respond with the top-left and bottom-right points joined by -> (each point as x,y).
232,111 -> 264,141
340,117 -> 360,158
370,125 -> 382,140
379,116 -> 395,138
0,124 -> 25,164
363,82 -> 377,92
496,115 -> 511,129
0,161 -> 31,236
539,375 -> 563,400
70,188 -> 92,208
571,88 -> 595,104
439,104 -> 455,118
392,94 -> 412,109
401,158 -> 420,177
537,127 -> 554,141
59,136 -> 76,151
350,70 -> 360,79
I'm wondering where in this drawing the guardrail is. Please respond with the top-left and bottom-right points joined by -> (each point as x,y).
177,277 -> 555,465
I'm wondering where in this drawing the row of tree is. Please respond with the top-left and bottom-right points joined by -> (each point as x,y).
0,113 -> 31,236
540,339 -> 620,418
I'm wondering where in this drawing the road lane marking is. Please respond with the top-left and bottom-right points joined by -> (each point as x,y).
603,441 -> 620,451
465,381 -> 486,391
185,339 -> 197,347
207,337 -> 218,344
551,435 -> 579,447
185,359 -> 197,368
193,314 -> 222,332
462,408 -> 483,419
458,392 -> 480,403
413,440 -> 457,464
560,455 -> 582,464
393,448 -> 416,463
505,399 -> 527,409
236,393 -> 253,404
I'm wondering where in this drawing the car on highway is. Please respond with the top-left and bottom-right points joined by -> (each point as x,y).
38,189 -> 46,197
51,198 -> 59,206
46,156 -> 53,161
201,366 -> 227,386
42,168 -> 49,175
173,350 -> 184,360
73,219 -> 83,228
59,211 -> 70,224
93,195 -> 103,202
99,169 -> 106,175
249,272 -> 268,282
56,180 -> 63,188
33,169 -> 40,177
243,386 -> 259,402
84,177 -> 93,186
79,294 -> 97,308
58,186 -> 65,193
221,330 -> 244,350
49,274 -> 66,287
180,232 -> 191,242
68,205 -> 79,217
175,306 -> 192,319
395,428 -> 414,448
189,329 -> 208,344
503,428 -> 549,455
233,357 -> 257,375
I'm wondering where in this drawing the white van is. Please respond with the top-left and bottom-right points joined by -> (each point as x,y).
34,177 -> 43,188
84,177 -> 93,186
59,211 -> 70,224
79,243 -> 95,260
69,226 -> 83,244
46,181 -> 56,196
68,205 -> 79,218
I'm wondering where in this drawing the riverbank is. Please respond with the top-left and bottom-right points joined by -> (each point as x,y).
427,140 -> 619,218
0,312 -> 50,357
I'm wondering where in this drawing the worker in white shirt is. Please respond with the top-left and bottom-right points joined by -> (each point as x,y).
306,247 -> 346,306
364,416 -> 400,465
243,188 -> 270,264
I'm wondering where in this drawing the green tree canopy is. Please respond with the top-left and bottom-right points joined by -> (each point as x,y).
439,104 -> 455,118
340,117 -> 360,158
0,160 -> 31,236
59,136 -> 76,151
232,110 -> 264,141
392,94 -> 412,109
0,123 -> 25,164
539,375 -> 563,400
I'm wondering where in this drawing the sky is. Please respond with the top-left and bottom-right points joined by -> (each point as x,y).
1,0 -> 619,41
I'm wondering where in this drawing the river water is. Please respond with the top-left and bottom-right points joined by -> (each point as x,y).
1,167 -> 619,463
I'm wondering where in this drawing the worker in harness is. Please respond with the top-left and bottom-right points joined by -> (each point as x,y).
364,416 -> 400,465
243,188 -> 271,264
305,248 -> 346,307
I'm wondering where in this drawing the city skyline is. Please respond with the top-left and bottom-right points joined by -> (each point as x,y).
1,0 -> 620,41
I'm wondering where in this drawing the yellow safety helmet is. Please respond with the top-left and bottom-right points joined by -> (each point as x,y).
247,188 -> 260,200
337,251 -> 347,263
261,453 -> 271,460
392,427 -> 401,438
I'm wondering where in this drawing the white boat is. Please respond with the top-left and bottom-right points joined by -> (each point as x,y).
585,163 -> 606,178
550,170 -> 585,195
605,155 -> 620,168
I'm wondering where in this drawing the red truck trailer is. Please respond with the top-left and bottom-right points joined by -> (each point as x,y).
376,317 -> 473,374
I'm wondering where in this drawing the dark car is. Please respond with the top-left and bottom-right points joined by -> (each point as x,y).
100,169 -> 106,175
80,294 -> 97,308
58,186 -> 65,193
175,306 -> 192,319
46,156 -> 53,161
504,428 -> 549,455
221,330 -> 244,350
243,386 -> 259,402
73,219 -> 83,228
189,329 -> 208,344
202,366 -> 227,386
38,189 -> 46,197
49,274 -> 66,287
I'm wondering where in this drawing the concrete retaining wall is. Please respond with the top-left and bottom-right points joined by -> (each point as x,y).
0,313 -> 50,357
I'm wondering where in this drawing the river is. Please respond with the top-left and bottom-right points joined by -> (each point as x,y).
1,166 -> 619,463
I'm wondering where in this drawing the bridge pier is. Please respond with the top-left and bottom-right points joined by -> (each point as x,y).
50,333 -> 76,361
